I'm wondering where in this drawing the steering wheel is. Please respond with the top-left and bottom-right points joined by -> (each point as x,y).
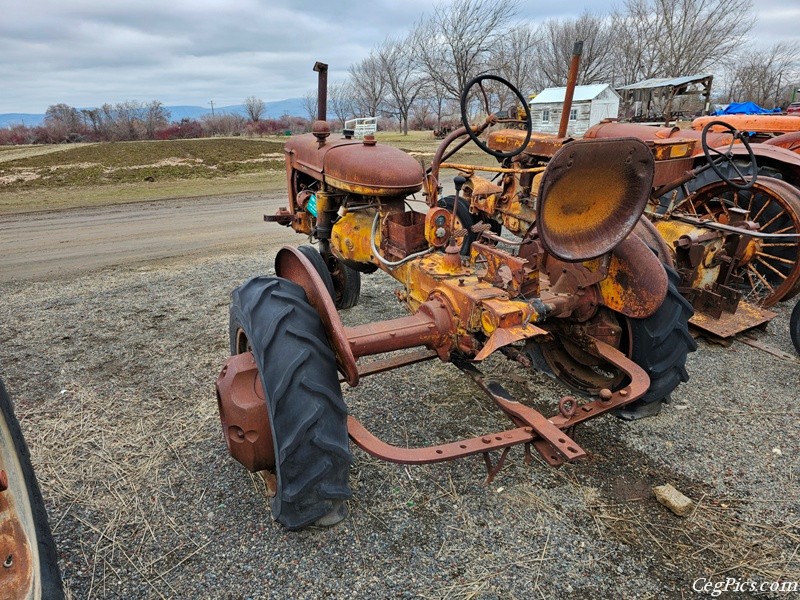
701,120 -> 757,190
460,74 -> 532,160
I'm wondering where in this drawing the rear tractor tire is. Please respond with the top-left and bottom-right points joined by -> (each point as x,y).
229,276 -> 352,529
527,267 -> 697,420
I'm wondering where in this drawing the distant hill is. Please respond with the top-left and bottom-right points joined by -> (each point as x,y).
0,98 -> 307,128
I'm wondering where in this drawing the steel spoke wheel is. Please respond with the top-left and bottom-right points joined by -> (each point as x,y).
686,178 -> 800,306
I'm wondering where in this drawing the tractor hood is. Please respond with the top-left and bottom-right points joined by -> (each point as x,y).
285,133 -> 423,197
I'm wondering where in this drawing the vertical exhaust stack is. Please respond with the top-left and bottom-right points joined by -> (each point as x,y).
557,41 -> 583,139
312,61 -> 331,146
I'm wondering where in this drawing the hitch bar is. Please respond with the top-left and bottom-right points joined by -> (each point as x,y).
346,338 -> 650,477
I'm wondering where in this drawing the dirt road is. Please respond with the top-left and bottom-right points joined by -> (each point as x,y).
0,193 -> 297,282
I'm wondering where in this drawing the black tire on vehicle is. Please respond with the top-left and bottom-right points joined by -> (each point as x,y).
0,378 -> 65,599
327,255 -> 361,310
791,299 -> 800,355
297,244 -> 335,299
527,267 -> 697,420
229,276 -> 352,530
437,195 -> 501,255
615,267 -> 698,419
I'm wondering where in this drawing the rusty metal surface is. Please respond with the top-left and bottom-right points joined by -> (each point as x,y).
763,131 -> 800,153
343,299 -> 453,359
216,352 -> 274,472
692,115 -> 800,135
285,134 -> 423,197
339,349 -> 438,382
0,492 -> 34,599
274,245 -> 359,386
486,129 -> 570,159
585,121 -> 733,155
537,138 -> 654,262
690,301 -> 775,338
347,417 -> 538,465
678,177 -> 800,307
558,41 -> 583,138
596,234 -> 668,319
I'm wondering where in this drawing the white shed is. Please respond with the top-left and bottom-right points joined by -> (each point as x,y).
528,84 -> 620,136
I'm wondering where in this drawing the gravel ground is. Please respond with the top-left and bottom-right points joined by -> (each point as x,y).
1,247 -> 799,599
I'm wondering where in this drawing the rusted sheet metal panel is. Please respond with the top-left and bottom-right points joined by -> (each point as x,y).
763,131 -> 800,153
584,121 -> 733,155
285,134 -> 423,196
692,115 -> 800,135
537,138 -> 654,262
274,246 -> 359,385
597,234 -> 668,318
690,301 -> 776,338
487,129 -> 570,159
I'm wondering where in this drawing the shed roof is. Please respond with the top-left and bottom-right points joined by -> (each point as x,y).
616,74 -> 712,91
529,84 -> 617,104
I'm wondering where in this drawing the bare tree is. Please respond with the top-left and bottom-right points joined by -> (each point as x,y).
302,90 -> 317,121
45,103 -> 83,131
723,42 -> 800,107
379,36 -> 426,134
413,0 -> 518,101
327,81 -> 356,129
244,96 -> 266,122
490,25 -> 541,96
535,12 -> 615,88
611,0 -> 754,82
348,52 -> 386,117
144,100 -> 170,138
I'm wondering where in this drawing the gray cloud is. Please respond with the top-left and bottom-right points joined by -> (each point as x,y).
0,0 -> 796,113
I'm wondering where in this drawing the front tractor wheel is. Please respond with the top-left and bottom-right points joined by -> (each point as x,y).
228,276 -> 352,529
527,267 -> 697,420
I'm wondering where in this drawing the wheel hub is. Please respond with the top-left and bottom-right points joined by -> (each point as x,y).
216,352 -> 275,473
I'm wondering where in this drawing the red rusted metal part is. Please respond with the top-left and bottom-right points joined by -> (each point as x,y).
690,301 -> 776,338
347,417 -> 539,465
0,491 -> 34,598
216,352 -> 274,472
547,339 -> 650,429
466,373 -> 586,462
692,115 -> 800,135
285,134 -> 423,197
0,469 -> 7,492
763,131 -> 800,153
344,299 -> 454,359
585,121 -> 734,153
558,41 -> 583,138
274,245 -> 359,386
339,349 -> 438,382
347,338 -> 649,472
537,138 -> 654,262
634,217 -> 675,268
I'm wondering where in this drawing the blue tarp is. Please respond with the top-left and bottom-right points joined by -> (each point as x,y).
713,101 -> 781,115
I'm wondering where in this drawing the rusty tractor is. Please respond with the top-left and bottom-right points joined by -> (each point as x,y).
0,377 -> 64,599
215,61 -> 696,530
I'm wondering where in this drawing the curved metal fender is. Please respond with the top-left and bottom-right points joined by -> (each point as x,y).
597,234 -> 668,319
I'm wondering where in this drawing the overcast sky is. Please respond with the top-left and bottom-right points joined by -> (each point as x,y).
1,0 -> 798,113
